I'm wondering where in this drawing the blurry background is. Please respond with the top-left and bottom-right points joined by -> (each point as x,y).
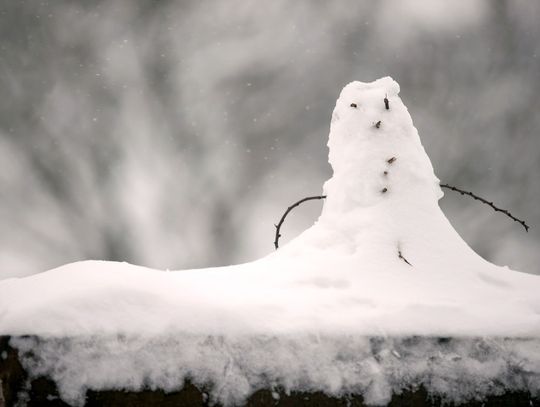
1,0 -> 539,279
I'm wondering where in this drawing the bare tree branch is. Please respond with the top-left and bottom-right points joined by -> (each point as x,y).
440,184 -> 530,232
274,195 -> 326,249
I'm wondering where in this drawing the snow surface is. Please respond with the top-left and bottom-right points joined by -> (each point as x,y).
1,77 -> 540,405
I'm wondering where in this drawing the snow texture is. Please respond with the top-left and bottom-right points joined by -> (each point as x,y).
10,335 -> 540,406
2,77 -> 540,405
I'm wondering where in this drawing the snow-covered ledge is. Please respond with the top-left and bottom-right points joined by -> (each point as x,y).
1,78 -> 539,406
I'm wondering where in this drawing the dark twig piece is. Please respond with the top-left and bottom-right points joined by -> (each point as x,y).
398,250 -> 412,266
381,187 -> 388,194
384,95 -> 390,110
350,103 -> 357,108
387,156 -> 397,164
375,120 -> 381,129
274,195 -> 327,249
441,184 -> 530,232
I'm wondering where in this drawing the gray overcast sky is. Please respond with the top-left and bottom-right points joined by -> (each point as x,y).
0,0 -> 539,278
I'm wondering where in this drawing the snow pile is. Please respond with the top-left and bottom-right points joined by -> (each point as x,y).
1,77 -> 540,405
10,335 -> 540,406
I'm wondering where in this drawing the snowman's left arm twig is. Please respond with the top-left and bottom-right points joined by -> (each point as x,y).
440,184 -> 529,232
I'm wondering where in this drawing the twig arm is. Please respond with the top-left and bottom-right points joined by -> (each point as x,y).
273,184 -> 529,250
274,195 -> 326,249
440,183 -> 529,232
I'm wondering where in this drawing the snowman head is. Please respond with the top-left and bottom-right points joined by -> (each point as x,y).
324,77 -> 441,212
329,77 -> 402,163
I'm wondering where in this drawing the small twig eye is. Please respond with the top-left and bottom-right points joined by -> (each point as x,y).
350,103 -> 357,108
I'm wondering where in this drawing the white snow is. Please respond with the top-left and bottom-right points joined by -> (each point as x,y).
1,77 -> 540,405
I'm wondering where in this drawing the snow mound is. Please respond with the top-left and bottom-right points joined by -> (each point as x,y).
2,77 -> 540,405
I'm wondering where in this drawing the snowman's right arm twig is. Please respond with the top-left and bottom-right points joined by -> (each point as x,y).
440,184 -> 529,232
273,195 -> 326,249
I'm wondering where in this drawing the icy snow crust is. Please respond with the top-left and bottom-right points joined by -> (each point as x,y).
2,77 -> 540,405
